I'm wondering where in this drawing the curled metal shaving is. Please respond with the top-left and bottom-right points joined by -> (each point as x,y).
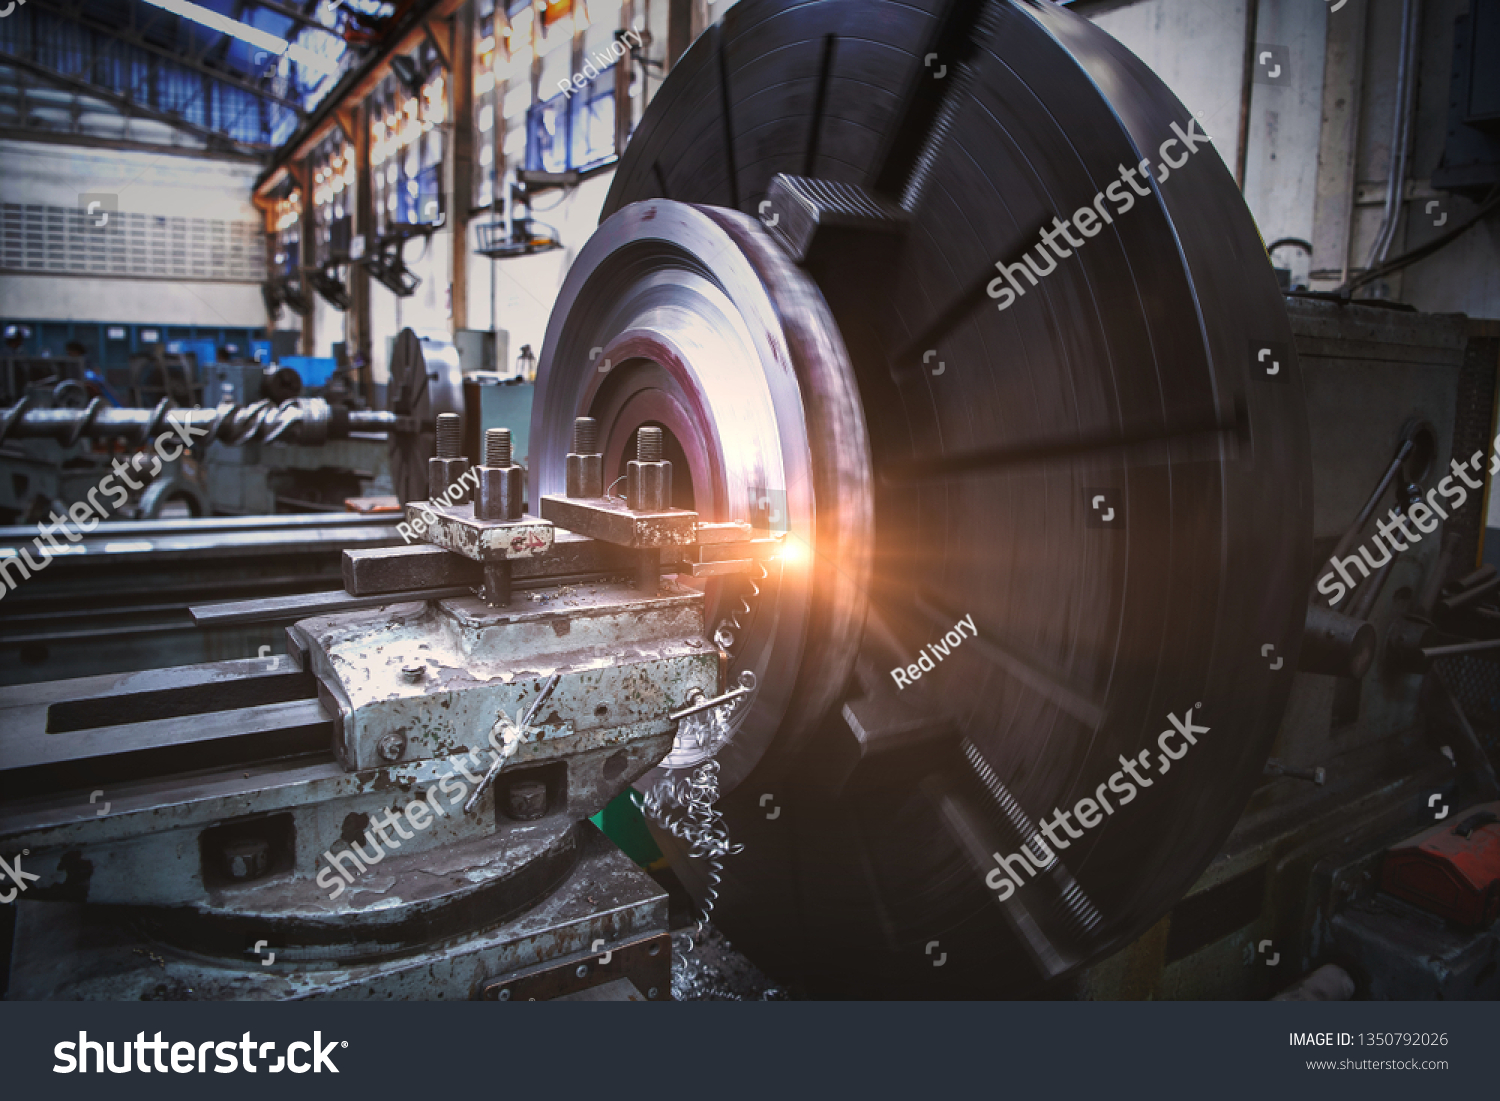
638,757 -> 743,955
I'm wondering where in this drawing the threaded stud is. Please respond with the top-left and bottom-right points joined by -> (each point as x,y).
573,416 -> 598,455
436,412 -> 462,458
486,427 -> 512,467
636,425 -> 663,463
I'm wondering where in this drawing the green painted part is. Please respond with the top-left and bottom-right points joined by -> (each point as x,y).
589,789 -> 664,867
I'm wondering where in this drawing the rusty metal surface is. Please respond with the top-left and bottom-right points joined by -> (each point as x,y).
404,502 -> 555,562
1,569 -> 714,971
540,494 -> 701,549
6,825 -> 668,999
480,930 -> 671,1001
293,580 -> 718,770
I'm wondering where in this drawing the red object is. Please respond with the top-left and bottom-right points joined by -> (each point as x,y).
1381,801 -> 1500,929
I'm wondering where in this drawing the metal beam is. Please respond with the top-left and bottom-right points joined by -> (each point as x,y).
29,0 -> 310,118
0,48 -> 266,155
244,0 -> 350,38
449,2 -> 471,329
0,124 -> 265,161
255,0 -> 465,197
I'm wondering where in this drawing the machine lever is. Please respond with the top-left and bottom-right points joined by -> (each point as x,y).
669,671 -> 756,721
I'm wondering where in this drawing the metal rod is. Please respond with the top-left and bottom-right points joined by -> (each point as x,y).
191,587 -> 475,626
1420,638 -> 1500,659
1315,438 -> 1413,591
464,673 -> 563,813
0,401 -> 395,447
669,684 -> 751,721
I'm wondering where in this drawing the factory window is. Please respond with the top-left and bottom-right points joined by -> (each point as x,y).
369,41 -> 448,237
270,189 -> 301,283
312,137 -> 356,263
475,0 -> 504,210
491,0 -> 631,180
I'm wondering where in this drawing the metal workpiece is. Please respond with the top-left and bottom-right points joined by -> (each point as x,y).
538,494 -> 700,548
627,426 -> 673,512
404,500 -> 554,562
288,576 -> 717,771
0,396 -> 394,449
532,196 -> 873,794
476,427 -> 525,522
566,416 -> 604,498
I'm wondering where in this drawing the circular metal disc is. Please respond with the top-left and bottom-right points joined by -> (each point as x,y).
388,328 -> 465,504
579,0 -> 1312,995
531,199 -> 873,792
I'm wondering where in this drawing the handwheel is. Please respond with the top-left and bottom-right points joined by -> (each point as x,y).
532,0 -> 1312,996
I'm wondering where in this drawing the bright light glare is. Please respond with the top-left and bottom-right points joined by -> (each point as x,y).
774,535 -> 806,564
140,0 -> 341,77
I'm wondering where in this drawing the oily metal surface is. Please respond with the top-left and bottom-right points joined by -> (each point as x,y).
598,0 -> 1311,995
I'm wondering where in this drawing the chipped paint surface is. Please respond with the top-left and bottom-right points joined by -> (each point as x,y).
295,579 -> 716,770
404,502 -> 556,562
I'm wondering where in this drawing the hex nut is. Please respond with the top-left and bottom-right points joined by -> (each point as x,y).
506,780 -> 548,820
224,838 -> 271,881
377,732 -> 407,762
402,664 -> 425,683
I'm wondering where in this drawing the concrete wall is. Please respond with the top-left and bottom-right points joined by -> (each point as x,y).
1084,0 -> 1500,316
0,140 -> 267,328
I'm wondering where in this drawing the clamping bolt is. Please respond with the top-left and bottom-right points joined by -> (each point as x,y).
627,426 -> 673,594
428,411 -> 472,505
626,426 -> 672,512
476,427 -> 524,522
566,416 -> 603,498
476,426 -> 525,607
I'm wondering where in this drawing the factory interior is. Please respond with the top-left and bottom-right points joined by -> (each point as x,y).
1,0 -> 1499,1004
